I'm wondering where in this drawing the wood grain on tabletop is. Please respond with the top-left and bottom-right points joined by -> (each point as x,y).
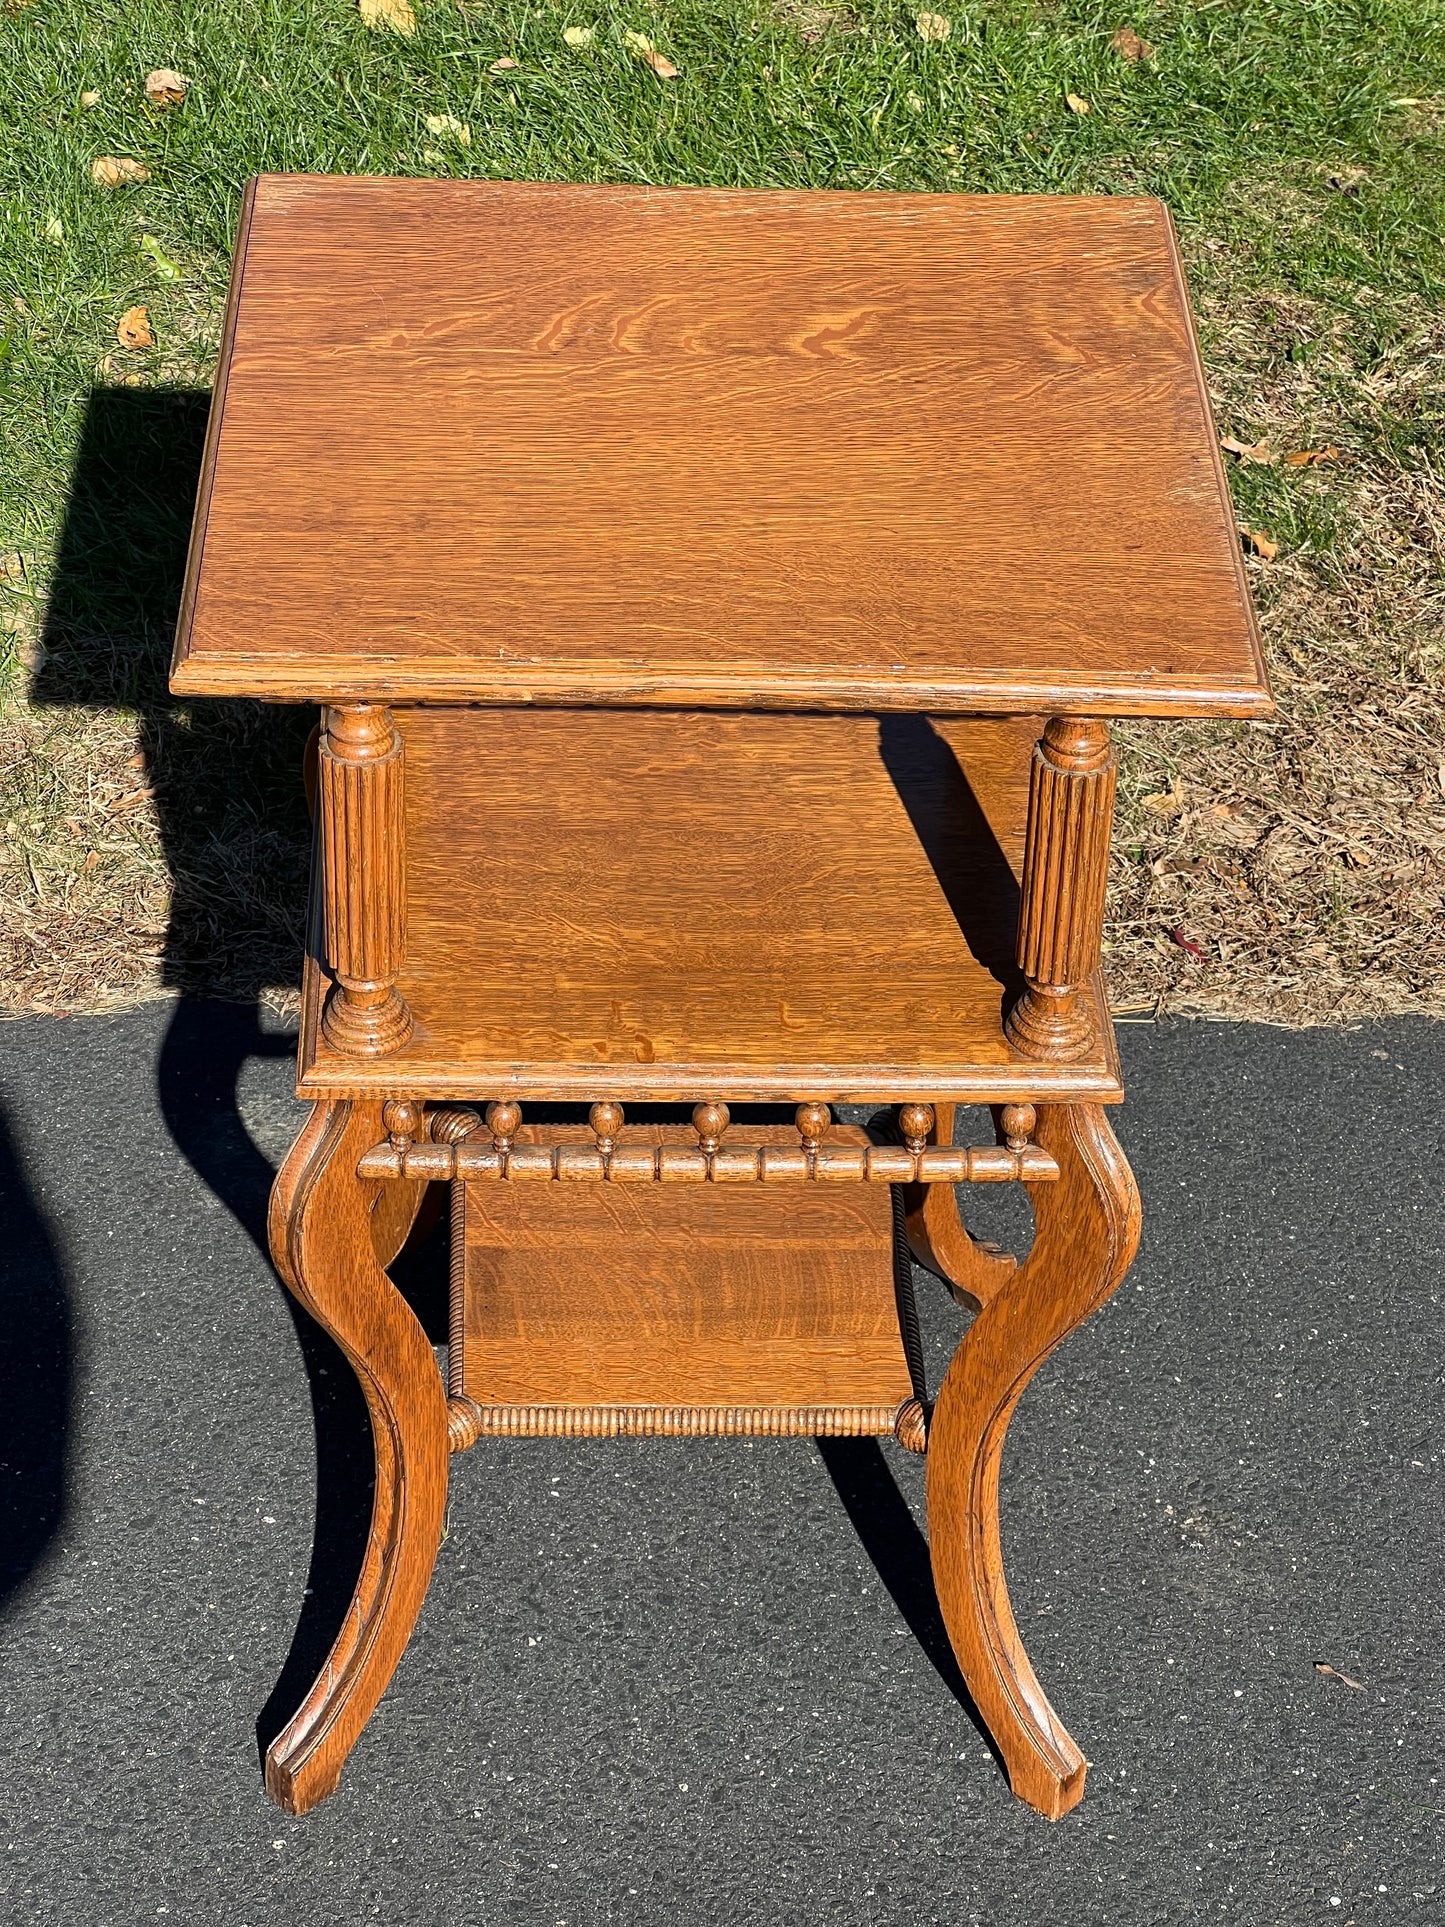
171,176 -> 1269,716
294,708 -> 1124,1103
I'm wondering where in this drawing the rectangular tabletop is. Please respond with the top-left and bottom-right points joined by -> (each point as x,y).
172,175 -> 1268,716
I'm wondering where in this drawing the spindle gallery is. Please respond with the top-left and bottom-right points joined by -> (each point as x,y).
172,177 -> 1270,1822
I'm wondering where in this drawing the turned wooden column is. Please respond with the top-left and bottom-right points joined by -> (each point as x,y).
1004,716 -> 1116,1062
318,704 -> 413,1055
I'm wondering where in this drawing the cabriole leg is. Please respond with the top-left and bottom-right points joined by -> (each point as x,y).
925,1101 -> 1141,1820
264,1099 -> 449,1813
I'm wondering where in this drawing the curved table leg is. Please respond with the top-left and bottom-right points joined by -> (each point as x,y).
904,1101 -> 1018,1313
264,1099 -> 450,1814
925,1102 -> 1141,1820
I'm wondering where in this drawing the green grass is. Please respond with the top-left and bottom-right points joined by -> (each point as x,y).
1,0 -> 1443,1017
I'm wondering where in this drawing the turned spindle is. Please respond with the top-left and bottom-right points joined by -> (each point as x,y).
692,1101 -> 730,1154
383,1099 -> 423,1153
589,1101 -> 625,1155
1000,1103 -> 1037,1152
898,1104 -> 936,1156
795,1103 -> 831,1160
1005,716 -> 1117,1063
486,1100 -> 522,1154
318,703 -> 413,1056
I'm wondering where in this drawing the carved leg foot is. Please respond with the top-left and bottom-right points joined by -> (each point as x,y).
264,1100 -> 449,1814
925,1102 -> 1141,1819
904,1101 -> 1017,1312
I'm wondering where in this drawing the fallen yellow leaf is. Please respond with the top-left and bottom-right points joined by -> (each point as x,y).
144,68 -> 189,106
622,29 -> 653,52
424,113 -> 471,143
489,56 -> 519,71
915,12 -> 951,42
91,156 -> 151,187
81,89 -> 101,108
1110,25 -> 1154,61
359,0 -> 416,34
1282,445 -> 1340,467
1239,526 -> 1278,561
116,305 -> 154,351
1065,92 -> 1091,115
1219,433 -> 1273,464
563,24 -> 595,46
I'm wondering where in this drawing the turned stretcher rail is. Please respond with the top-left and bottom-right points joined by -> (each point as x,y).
356,1139 -> 1059,1184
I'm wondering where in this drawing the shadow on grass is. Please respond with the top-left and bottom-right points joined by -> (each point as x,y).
33,386 -> 312,1003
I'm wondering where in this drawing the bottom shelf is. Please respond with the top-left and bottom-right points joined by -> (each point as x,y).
454,1124 -> 921,1423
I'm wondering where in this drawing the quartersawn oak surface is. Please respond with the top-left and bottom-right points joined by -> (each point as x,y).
172,175 -> 1269,717
296,709 -> 1124,1102
460,1123 -> 914,1410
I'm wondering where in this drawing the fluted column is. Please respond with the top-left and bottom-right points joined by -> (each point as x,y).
318,704 -> 413,1055
1004,716 -> 1116,1062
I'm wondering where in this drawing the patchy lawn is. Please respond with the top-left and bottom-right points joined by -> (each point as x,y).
2,0 -> 1443,1021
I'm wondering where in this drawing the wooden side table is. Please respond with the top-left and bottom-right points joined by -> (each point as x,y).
171,176 -> 1269,1821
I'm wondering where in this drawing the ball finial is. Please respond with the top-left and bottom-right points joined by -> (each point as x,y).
383,1099 -> 423,1150
795,1102 -> 831,1151
1000,1103 -> 1037,1152
898,1104 -> 935,1155
485,1100 -> 522,1151
692,1101 -> 730,1152
589,1100 -> 625,1153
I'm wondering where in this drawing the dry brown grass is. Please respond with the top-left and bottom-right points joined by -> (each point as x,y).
1108,276 -> 1445,1023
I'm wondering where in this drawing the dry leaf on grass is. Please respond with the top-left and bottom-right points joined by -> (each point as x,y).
359,0 -> 416,34
91,156 -> 151,187
1065,92 -> 1091,115
563,25 -> 595,46
144,69 -> 189,106
424,113 -> 471,143
489,56 -> 518,71
1110,25 -> 1154,61
1141,774 -> 1186,817
1240,525 -> 1278,560
1220,432 -> 1273,464
116,305 -> 154,350
1283,445 -> 1340,467
81,89 -> 101,108
622,34 -> 678,75
915,12 -> 951,41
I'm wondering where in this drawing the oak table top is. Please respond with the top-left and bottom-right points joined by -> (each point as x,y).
171,174 -> 1267,718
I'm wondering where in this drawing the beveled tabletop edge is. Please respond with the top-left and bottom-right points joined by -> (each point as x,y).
170,653 -> 1274,717
172,176 -> 258,707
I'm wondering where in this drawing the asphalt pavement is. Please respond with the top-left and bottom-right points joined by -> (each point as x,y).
0,998 -> 1441,1926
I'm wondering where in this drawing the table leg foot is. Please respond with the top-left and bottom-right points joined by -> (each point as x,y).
264,1099 -> 449,1814
904,1101 -> 1018,1312
925,1102 -> 1140,1819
